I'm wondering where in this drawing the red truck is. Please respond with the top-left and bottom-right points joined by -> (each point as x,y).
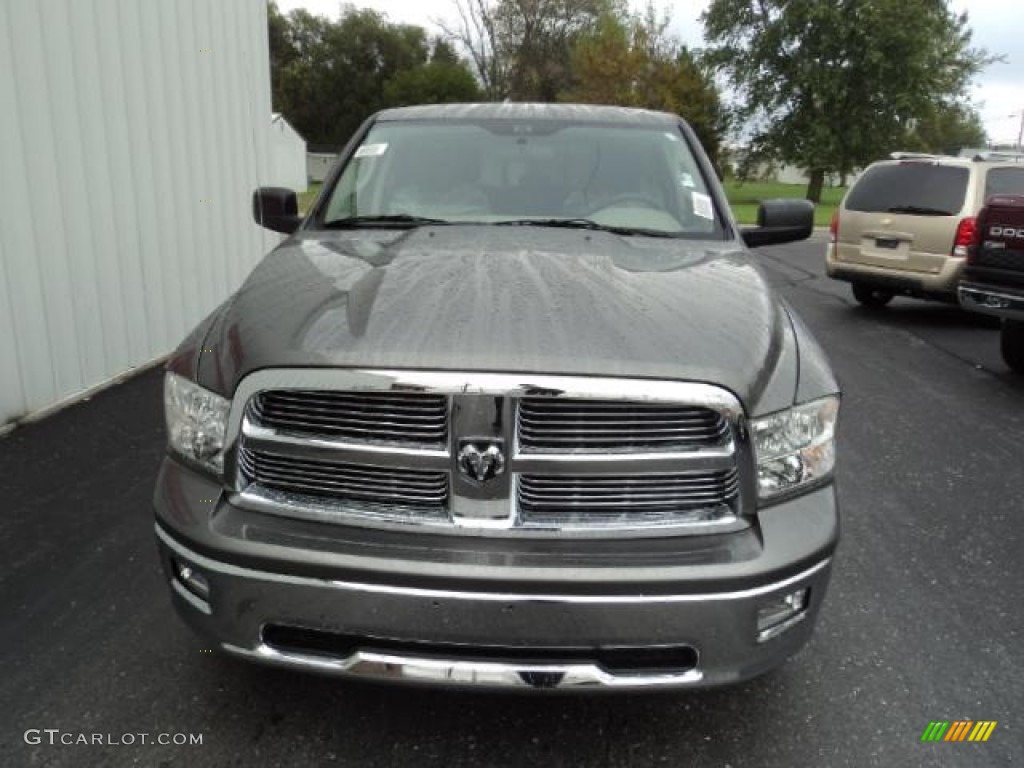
959,194 -> 1024,372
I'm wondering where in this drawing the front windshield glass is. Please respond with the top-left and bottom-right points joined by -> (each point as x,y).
321,120 -> 720,236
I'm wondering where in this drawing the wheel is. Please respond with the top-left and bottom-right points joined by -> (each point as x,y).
1001,319 -> 1024,373
852,283 -> 894,308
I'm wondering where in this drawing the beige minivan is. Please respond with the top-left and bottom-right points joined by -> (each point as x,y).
826,154 -> 1024,306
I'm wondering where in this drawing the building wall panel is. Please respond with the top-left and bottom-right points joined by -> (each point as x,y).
0,0 -> 276,426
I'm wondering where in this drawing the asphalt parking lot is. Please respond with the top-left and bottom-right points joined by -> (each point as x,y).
1,234 -> 1021,768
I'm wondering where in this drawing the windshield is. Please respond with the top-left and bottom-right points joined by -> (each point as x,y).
319,120 -> 721,236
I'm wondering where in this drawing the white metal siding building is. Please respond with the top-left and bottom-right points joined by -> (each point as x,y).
307,151 -> 338,184
0,0 -> 277,428
270,113 -> 308,192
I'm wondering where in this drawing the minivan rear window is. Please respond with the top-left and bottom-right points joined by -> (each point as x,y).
845,164 -> 969,216
985,168 -> 1024,198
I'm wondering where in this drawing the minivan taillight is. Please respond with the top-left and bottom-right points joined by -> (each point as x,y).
829,211 -> 839,245
953,217 -> 976,259
967,209 -> 987,264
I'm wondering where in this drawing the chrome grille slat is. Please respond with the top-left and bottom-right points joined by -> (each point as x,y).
517,470 -> 738,524
250,417 -> 445,439
251,390 -> 447,447
252,466 -> 447,492
260,392 -> 446,408
246,480 -> 447,505
518,399 -> 728,452
248,457 -> 446,483
240,447 -> 448,508
520,484 -> 740,498
518,433 -> 728,444
519,486 -> 738,501
243,451 -> 447,488
521,419 -> 722,427
256,401 -> 447,420
520,479 -> 737,489
519,425 -> 728,435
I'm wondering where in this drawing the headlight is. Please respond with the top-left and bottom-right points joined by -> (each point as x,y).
164,372 -> 230,475
751,395 -> 839,501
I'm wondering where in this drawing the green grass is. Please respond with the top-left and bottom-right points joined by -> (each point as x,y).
724,179 -> 846,228
298,182 -> 322,215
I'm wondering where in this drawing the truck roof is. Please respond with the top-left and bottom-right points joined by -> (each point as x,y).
376,102 -> 680,127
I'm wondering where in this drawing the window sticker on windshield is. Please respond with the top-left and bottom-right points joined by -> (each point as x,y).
692,191 -> 714,220
680,172 -> 695,188
354,143 -> 388,158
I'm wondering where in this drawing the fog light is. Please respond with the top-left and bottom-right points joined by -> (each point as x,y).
756,588 -> 809,642
175,560 -> 210,600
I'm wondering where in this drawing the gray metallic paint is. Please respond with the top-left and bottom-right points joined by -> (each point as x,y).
156,104 -> 840,688
154,457 -> 837,594
193,227 -> 810,417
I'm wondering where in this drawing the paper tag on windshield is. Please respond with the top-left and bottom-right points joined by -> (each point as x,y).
692,191 -> 714,220
354,143 -> 388,158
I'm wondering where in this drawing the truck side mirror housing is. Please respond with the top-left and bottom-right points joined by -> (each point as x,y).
742,199 -> 815,248
253,187 -> 302,234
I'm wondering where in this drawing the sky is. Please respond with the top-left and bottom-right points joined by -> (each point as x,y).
274,0 -> 1024,146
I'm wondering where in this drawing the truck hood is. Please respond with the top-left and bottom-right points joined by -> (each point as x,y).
199,226 -> 792,411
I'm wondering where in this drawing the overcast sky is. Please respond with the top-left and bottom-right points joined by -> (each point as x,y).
274,0 -> 1024,145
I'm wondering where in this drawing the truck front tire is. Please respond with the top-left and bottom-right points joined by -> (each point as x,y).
1001,320 -> 1024,373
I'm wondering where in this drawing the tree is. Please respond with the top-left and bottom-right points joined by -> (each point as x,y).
268,4 -> 481,145
439,0 -> 510,98
440,0 -> 614,100
904,103 -> 988,155
565,5 -> 728,168
702,0 -> 994,201
499,0 -> 613,100
383,41 -> 483,107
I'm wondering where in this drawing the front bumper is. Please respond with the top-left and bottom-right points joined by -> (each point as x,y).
155,459 -> 838,691
959,282 -> 1024,321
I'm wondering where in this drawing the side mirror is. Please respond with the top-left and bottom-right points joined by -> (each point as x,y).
252,187 -> 302,234
741,199 -> 814,248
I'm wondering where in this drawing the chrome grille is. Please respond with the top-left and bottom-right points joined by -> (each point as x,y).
517,398 -> 728,452
230,372 -> 750,538
518,470 -> 739,527
238,447 -> 448,512
250,390 -> 447,447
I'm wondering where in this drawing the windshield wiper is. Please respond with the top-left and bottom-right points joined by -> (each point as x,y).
885,205 -> 953,216
492,218 -> 679,238
322,214 -> 450,229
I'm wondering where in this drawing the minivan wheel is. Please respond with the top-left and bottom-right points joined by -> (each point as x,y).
852,283 -> 894,308
1001,320 -> 1024,373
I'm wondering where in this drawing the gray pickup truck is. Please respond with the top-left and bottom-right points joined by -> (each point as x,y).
154,103 -> 840,690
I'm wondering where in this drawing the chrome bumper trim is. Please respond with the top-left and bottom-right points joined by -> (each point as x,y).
222,642 -> 704,690
959,284 -> 1024,320
155,523 -> 830,604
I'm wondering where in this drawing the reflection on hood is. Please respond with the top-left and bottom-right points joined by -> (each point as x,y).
203,226 -> 786,410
